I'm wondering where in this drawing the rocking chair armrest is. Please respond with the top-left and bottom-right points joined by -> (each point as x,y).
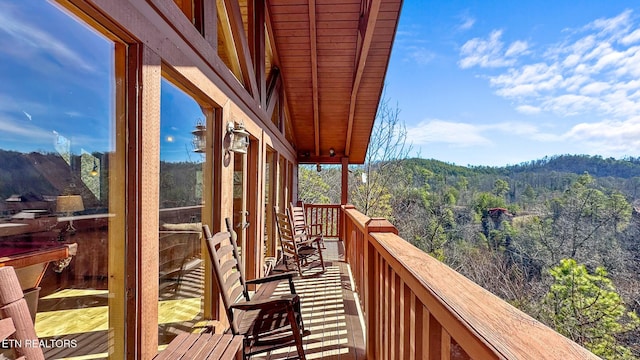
230,294 -> 299,311
246,271 -> 297,285
297,237 -> 323,247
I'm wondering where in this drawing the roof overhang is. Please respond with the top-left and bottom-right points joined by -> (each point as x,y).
267,0 -> 402,164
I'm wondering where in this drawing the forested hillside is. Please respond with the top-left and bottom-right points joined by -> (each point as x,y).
300,154 -> 640,359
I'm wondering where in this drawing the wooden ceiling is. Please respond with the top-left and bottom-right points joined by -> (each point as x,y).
267,0 -> 402,164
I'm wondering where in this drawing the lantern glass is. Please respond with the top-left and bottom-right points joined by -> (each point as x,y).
229,123 -> 250,153
192,124 -> 206,153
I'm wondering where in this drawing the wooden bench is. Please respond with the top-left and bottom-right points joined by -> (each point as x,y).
154,333 -> 242,360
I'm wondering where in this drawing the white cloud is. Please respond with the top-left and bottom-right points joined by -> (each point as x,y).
458,14 -> 475,31
516,105 -> 541,114
542,94 -> 604,116
588,9 -> 632,37
464,7 -> 640,149
459,30 -> 524,68
486,121 -> 561,141
564,116 -> 640,155
0,8 -> 94,73
580,81 -> 610,95
613,46 -> 640,77
406,47 -> 436,65
505,40 -> 529,57
407,119 -> 492,147
621,29 -> 640,45
0,115 -> 55,141
491,63 -> 563,98
407,119 -> 559,147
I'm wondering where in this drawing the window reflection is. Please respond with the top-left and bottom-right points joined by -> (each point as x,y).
158,78 -> 206,345
0,0 -> 117,358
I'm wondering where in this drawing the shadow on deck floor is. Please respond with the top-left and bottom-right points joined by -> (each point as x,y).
34,239 -> 364,360
257,239 -> 366,359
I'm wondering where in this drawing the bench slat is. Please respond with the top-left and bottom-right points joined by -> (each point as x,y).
155,333 -> 191,360
155,334 -> 242,360
195,334 -> 233,360
221,336 -> 243,360
182,333 -> 220,359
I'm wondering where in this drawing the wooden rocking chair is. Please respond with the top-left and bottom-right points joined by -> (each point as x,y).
203,221 -> 309,359
289,202 -> 325,248
274,208 -> 325,277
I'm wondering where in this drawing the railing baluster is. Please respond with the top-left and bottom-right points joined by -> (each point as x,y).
303,204 -> 343,238
400,280 -> 410,360
372,247 -> 379,358
332,205 -> 599,360
391,271 -> 399,359
442,329 -> 452,360
383,260 -> 390,359
410,292 -> 418,360
428,310 -> 442,359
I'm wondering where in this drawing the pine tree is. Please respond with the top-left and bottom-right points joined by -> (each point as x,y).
544,259 -> 639,359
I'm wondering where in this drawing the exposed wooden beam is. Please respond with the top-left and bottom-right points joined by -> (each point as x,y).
308,0 -> 320,156
264,2 -> 290,139
249,0 -> 266,109
266,67 -> 281,119
137,0 -> 272,129
345,0 -> 381,156
216,0 -> 244,80
202,0 -> 217,50
223,0 -> 260,99
298,155 -> 342,165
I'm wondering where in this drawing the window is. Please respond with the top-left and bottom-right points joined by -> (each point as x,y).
0,1 -> 123,358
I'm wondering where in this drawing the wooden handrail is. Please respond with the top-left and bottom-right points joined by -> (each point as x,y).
336,204 -> 599,360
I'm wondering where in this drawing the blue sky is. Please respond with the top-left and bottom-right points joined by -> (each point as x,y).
0,0 -> 113,156
0,0 -> 203,163
4,1 -> 640,168
385,1 -> 640,166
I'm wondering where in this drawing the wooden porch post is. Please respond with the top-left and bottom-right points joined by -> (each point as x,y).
341,156 -> 349,205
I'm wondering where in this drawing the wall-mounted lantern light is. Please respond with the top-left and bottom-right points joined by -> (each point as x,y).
226,121 -> 250,154
192,122 -> 206,153
329,148 -> 335,157
316,163 -> 322,172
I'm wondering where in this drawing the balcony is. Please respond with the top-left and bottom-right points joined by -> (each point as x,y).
294,203 -> 599,360
28,204 -> 600,359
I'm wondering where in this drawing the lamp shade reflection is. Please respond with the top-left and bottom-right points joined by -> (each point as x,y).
57,195 -> 85,214
57,195 -> 84,234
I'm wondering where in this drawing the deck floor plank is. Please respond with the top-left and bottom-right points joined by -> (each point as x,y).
34,239 -> 365,360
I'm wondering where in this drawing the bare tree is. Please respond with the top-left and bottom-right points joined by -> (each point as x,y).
349,95 -> 412,217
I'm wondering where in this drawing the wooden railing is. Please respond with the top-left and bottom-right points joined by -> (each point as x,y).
302,203 -> 342,238
338,204 -> 599,360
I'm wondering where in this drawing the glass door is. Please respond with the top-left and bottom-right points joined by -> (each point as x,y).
233,145 -> 249,273
157,78 -> 206,346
